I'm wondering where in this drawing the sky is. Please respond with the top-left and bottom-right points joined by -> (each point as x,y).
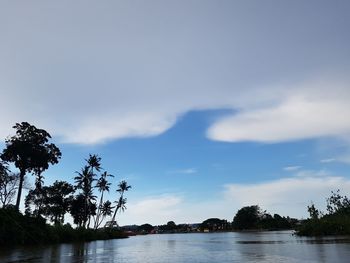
1,0 -> 350,225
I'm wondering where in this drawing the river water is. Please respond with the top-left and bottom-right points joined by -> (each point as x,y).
1,231 -> 350,262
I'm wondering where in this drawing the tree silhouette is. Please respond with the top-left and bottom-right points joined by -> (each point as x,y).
0,161 -> 19,208
110,180 -> 131,225
43,181 -> 74,224
95,200 -> 114,229
94,171 -> 114,229
85,154 -> 102,228
1,122 -> 61,210
74,165 -> 96,228
233,205 -> 262,230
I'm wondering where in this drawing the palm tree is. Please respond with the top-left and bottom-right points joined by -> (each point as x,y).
74,165 -> 96,228
94,171 -> 114,229
86,154 -> 102,175
85,154 -> 102,228
95,200 -> 114,229
110,180 -> 131,225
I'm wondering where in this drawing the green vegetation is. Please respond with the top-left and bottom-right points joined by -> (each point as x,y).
297,190 -> 350,236
0,122 -> 131,246
200,218 -> 231,231
0,206 -> 127,246
232,205 -> 297,230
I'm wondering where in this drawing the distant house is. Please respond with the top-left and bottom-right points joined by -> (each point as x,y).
104,221 -> 119,228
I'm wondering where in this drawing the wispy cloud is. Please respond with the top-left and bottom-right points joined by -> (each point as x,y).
168,168 -> 197,175
283,166 -> 302,172
320,158 -> 336,163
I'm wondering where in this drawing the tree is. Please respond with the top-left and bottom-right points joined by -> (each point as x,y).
138,223 -> 154,233
0,162 -> 19,207
95,201 -> 114,229
74,165 -> 97,228
326,190 -> 350,215
43,181 -> 74,224
200,218 -> 230,231
70,194 -> 86,227
25,187 -> 47,217
94,171 -> 114,229
307,203 -> 320,220
110,180 -> 131,225
1,122 -> 61,210
233,205 -> 262,230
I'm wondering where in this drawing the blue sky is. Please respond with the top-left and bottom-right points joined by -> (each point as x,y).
1,1 -> 350,225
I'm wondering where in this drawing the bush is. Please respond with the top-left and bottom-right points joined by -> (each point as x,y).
0,207 -> 127,247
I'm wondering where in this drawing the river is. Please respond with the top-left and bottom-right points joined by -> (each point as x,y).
1,231 -> 350,262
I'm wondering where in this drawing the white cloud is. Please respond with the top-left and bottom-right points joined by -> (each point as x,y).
224,173 -> 350,218
283,166 -> 302,172
116,171 -> 350,225
207,81 -> 350,143
118,195 -> 184,225
0,2 -> 349,144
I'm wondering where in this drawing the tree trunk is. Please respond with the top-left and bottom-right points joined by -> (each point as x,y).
15,169 -> 25,210
94,192 -> 104,229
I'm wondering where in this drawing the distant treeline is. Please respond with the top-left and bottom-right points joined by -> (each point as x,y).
122,207 -> 298,235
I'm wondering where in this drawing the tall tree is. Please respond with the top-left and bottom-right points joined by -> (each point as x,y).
74,165 -> 96,228
86,154 -> 102,175
110,180 -> 131,225
1,122 -> 61,210
94,171 -> 114,229
85,154 -> 101,227
95,200 -> 114,229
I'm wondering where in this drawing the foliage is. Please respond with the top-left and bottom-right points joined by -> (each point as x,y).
200,218 -> 230,231
110,180 -> 131,225
233,205 -> 262,229
0,207 -> 127,247
0,162 -> 19,207
1,122 -> 61,209
298,190 -> 350,236
94,171 -> 114,229
0,123 -> 132,245
74,165 -> 97,228
25,180 -> 74,224
138,223 -> 154,233
232,205 -> 295,230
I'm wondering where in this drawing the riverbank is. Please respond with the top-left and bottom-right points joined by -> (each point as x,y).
0,207 -> 128,247
296,215 -> 350,236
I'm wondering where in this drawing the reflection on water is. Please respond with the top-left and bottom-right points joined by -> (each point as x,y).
1,231 -> 350,263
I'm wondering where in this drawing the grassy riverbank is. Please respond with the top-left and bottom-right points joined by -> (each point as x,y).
0,207 -> 127,247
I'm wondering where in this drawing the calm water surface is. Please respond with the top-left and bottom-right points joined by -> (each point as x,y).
1,231 -> 350,263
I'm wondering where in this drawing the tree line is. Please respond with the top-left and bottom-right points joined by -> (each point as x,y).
0,122 -> 131,229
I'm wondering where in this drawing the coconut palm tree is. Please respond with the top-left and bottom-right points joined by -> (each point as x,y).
74,165 -> 96,228
94,171 -> 114,229
86,154 -> 102,175
110,180 -> 131,225
95,200 -> 114,228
